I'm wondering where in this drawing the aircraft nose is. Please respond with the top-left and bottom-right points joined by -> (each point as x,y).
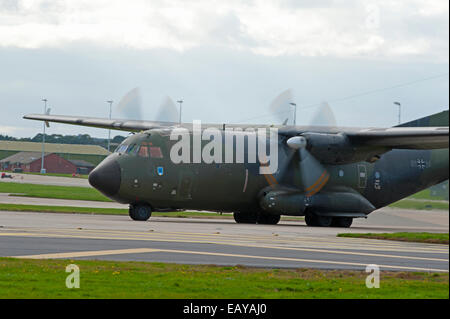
88,159 -> 121,197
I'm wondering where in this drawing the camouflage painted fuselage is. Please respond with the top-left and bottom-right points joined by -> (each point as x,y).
100,131 -> 448,218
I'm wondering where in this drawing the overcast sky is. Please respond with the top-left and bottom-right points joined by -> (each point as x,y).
0,0 -> 448,138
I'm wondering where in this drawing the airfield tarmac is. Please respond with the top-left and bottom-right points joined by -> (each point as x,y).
0,208 -> 448,272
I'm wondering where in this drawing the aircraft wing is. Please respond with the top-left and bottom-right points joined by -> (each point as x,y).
23,114 -> 175,132
345,127 -> 449,150
24,114 -> 448,150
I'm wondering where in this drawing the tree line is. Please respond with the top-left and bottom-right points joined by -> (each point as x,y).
0,133 -> 126,149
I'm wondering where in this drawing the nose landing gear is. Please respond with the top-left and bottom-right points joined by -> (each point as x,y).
129,203 -> 152,221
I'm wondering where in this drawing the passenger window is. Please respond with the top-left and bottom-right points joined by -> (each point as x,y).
150,147 -> 163,158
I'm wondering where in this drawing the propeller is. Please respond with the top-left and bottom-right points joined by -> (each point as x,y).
268,89 -> 295,125
274,97 -> 337,196
116,87 -> 142,120
115,87 -> 180,122
155,96 -> 179,122
308,101 -> 337,128
268,89 -> 337,128
286,136 -> 330,197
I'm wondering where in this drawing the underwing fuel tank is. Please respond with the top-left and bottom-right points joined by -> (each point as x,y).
259,189 -> 376,217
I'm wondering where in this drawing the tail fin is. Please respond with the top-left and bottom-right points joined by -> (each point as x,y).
397,110 -> 449,127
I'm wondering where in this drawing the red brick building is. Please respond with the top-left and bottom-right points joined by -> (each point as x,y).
0,152 -> 78,174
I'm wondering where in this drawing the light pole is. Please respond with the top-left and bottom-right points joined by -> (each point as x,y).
289,102 -> 297,126
40,98 -> 48,174
106,100 -> 113,152
394,101 -> 401,125
177,99 -> 183,124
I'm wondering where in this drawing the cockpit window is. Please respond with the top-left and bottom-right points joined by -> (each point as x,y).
124,141 -> 159,158
127,144 -> 139,155
149,147 -> 163,158
115,144 -> 128,153
138,145 -> 149,158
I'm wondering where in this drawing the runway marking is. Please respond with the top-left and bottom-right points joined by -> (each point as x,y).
0,231 -> 447,263
3,226 -> 449,254
1,228 -> 448,256
13,248 -> 160,259
10,247 -> 448,273
6,226 -> 447,253
19,227 -> 449,254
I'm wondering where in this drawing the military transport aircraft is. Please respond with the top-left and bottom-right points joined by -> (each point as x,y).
24,110 -> 449,228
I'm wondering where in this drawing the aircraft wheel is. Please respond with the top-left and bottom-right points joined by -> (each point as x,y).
316,215 -> 333,227
233,212 -> 258,224
257,213 -> 281,225
332,217 -> 353,228
129,204 -> 152,221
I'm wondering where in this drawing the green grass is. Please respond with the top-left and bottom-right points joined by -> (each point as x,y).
0,182 -> 111,202
389,199 -> 449,211
0,203 -> 223,218
338,232 -> 449,244
0,203 -> 127,215
0,257 -> 447,299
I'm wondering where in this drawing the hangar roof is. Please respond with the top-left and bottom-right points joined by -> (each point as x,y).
0,151 -> 48,164
0,141 -> 110,156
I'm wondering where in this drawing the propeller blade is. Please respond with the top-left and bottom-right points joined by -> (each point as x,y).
116,87 -> 142,120
269,89 -> 294,125
298,147 -> 330,197
156,96 -> 179,122
309,101 -> 337,127
275,96 -> 338,195
285,135 -> 329,196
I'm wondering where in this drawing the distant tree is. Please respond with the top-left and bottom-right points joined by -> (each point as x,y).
1,133 -> 126,149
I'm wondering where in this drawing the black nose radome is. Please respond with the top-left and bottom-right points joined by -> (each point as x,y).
89,159 -> 121,197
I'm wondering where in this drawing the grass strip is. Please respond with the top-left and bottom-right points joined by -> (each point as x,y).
0,203 -> 225,218
389,199 -> 448,211
338,232 -> 449,244
0,182 -> 111,202
410,189 -> 448,201
0,257 -> 447,299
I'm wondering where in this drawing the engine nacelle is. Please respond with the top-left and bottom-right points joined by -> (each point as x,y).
302,132 -> 387,164
302,132 -> 354,164
260,189 -> 376,217
259,190 -> 307,215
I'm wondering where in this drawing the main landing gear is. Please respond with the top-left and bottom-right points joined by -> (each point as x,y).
305,213 -> 353,228
129,203 -> 152,221
233,212 -> 281,225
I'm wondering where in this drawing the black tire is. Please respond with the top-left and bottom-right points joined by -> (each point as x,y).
316,215 -> 333,227
257,214 -> 281,225
332,217 -> 353,228
129,204 -> 152,221
233,212 -> 258,224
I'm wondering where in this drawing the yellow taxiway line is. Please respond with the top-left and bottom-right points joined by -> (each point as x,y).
0,230 -> 447,263
4,225 -> 448,253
